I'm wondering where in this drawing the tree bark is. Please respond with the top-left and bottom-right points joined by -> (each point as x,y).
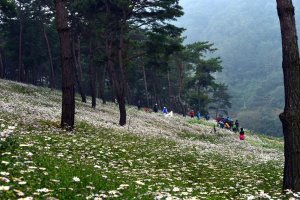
0,50 -> 4,78
55,0 -> 75,130
277,0 -> 300,191
18,19 -> 24,82
116,33 -> 127,125
72,37 -> 86,103
142,60 -> 149,107
41,21 -> 55,90
98,64 -> 106,104
88,38 -> 96,108
167,70 -> 172,110
176,56 -> 184,99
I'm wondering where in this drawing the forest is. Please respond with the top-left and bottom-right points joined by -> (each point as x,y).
1,0 -> 300,198
0,0 -> 231,127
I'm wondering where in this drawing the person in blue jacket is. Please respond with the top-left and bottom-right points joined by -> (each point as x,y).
196,111 -> 201,120
162,107 -> 168,115
205,113 -> 210,120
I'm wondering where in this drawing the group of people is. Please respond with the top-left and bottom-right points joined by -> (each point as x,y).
141,102 -> 246,140
216,116 -> 245,140
189,110 -> 210,121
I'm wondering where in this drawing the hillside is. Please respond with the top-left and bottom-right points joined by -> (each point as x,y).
0,79 -> 288,199
176,0 -> 300,136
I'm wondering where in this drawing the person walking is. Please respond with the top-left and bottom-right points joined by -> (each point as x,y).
239,127 -> 245,140
153,103 -> 158,113
235,120 -> 240,130
196,111 -> 201,120
163,107 -> 168,115
137,100 -> 141,110
190,110 -> 195,118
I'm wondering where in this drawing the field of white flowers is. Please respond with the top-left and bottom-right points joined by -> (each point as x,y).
0,79 -> 293,199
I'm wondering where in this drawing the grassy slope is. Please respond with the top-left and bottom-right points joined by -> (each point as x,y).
0,79 -> 289,199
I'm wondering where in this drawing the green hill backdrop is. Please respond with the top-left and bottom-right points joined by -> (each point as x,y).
176,0 -> 300,136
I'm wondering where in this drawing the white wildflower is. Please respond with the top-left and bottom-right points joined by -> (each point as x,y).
72,176 -> 80,182
1,161 -> 9,165
0,185 -> 10,191
14,189 -> 25,196
0,177 -> 10,183
37,188 -> 51,193
0,172 -> 9,176
135,180 -> 145,185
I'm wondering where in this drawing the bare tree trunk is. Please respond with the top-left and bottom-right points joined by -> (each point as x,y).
0,50 -> 3,78
176,57 -> 184,98
142,61 -> 149,107
72,37 -> 86,103
117,24 -> 127,126
88,38 -> 96,108
18,20 -> 24,82
277,0 -> 300,191
98,64 -> 106,104
197,84 -> 201,111
167,70 -> 172,110
55,0 -> 75,130
41,21 -> 55,90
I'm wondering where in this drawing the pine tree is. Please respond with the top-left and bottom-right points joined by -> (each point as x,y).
276,0 -> 300,191
55,0 -> 75,130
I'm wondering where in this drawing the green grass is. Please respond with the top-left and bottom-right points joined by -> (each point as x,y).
186,118 -> 217,127
177,130 -> 222,143
10,84 -> 38,95
0,116 -> 285,199
0,80 -> 286,199
245,132 -> 283,151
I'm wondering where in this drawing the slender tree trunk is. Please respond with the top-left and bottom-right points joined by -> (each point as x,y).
98,64 -> 106,104
176,57 -> 184,98
142,61 -> 149,107
55,0 -> 75,130
117,24 -> 127,126
277,0 -> 300,191
18,20 -> 24,82
197,84 -> 201,111
41,21 -> 55,90
167,70 -> 172,110
3,51 -> 7,78
154,80 -> 158,105
88,38 -> 96,108
72,38 -> 86,103
118,96 -> 126,125
0,50 -> 4,78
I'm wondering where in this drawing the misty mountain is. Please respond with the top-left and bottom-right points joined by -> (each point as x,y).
176,0 -> 300,136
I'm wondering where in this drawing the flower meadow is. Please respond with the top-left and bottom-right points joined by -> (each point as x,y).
0,79 -> 294,199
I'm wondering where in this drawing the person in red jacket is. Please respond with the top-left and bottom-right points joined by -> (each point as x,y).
239,127 -> 245,140
190,110 -> 195,118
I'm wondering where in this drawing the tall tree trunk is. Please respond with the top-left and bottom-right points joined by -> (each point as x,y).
55,0 -> 75,130
167,70 -> 172,109
176,57 -> 184,99
88,38 -> 96,108
3,51 -> 7,78
98,64 -> 106,104
18,19 -> 24,82
0,50 -> 4,78
106,37 -> 127,125
72,37 -> 86,103
117,24 -> 127,126
197,84 -> 201,111
277,0 -> 300,191
41,21 -> 55,90
141,61 -> 149,107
